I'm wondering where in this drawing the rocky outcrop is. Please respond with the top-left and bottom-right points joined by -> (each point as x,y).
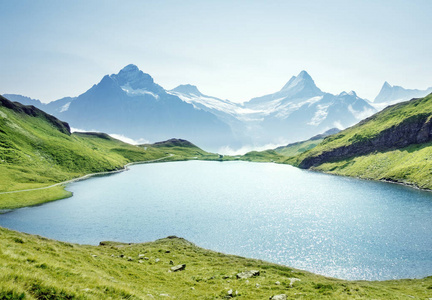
236,270 -> 260,279
0,95 -> 71,135
299,113 -> 432,169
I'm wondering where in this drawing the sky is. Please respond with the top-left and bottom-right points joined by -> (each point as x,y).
1,0 -> 431,103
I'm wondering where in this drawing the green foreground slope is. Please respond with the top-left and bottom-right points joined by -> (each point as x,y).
1,227 -> 432,299
0,96 -> 217,209
290,94 -> 432,189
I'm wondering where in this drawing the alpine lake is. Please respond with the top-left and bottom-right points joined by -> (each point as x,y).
1,161 -> 432,281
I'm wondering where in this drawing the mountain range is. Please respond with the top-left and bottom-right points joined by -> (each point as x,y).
3,64 -> 430,152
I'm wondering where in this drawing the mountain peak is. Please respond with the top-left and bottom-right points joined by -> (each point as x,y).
280,70 -> 316,91
120,64 -> 139,73
110,64 -> 163,93
382,81 -> 392,89
171,84 -> 202,96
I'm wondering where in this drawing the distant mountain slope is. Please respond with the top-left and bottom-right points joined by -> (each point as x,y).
168,85 -> 252,145
374,81 -> 432,104
291,94 -> 432,189
48,65 -> 237,151
242,71 -> 375,144
275,128 -> 340,157
3,67 -> 379,151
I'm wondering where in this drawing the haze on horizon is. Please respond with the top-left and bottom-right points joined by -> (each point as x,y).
1,0 -> 431,103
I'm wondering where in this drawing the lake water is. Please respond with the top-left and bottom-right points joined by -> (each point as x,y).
1,161 -> 432,280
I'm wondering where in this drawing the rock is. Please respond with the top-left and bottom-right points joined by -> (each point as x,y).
255,283 -> 260,288
190,287 -> 195,290
222,275 -> 230,279
227,289 -> 233,297
138,260 -> 144,264
144,257 -> 149,260
169,260 -> 174,265
170,264 -> 186,272
236,270 -> 260,279
91,254 -> 97,258
159,294 -> 170,297
155,258 -> 160,263
270,294 -> 287,300
127,257 -> 133,261
275,281 -> 280,285
288,278 -> 301,287
138,254 -> 145,258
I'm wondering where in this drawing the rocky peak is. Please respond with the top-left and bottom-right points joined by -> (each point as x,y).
171,84 -> 202,96
110,64 -> 160,92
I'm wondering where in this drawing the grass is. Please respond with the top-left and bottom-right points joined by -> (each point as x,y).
310,141 -> 432,189
1,226 -> 432,299
275,138 -> 324,157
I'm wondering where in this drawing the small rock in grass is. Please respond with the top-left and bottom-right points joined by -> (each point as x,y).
159,293 -> 170,297
144,257 -> 149,260
191,287 -> 195,290
169,260 -> 174,265
227,289 -> 233,297
275,281 -> 280,285
255,283 -> 260,288
236,270 -> 260,279
170,264 -> 186,272
138,260 -> 144,264
138,254 -> 145,258
155,258 -> 160,263
127,257 -> 133,261
288,278 -> 301,287
270,294 -> 287,300
91,254 -> 97,258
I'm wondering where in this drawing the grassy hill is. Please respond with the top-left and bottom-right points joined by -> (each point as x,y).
275,128 -> 340,157
1,226 -> 432,299
0,96 -> 217,209
289,93 -> 432,189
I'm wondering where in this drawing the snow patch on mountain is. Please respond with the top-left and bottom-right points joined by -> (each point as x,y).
59,102 -> 71,112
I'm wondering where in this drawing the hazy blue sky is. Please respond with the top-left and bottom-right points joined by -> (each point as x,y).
1,0 -> 431,103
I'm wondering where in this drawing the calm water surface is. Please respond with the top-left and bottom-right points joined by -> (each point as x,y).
1,161 -> 432,280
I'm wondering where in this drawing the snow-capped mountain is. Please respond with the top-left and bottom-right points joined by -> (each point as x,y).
3,66 -> 378,152
240,71 -> 376,144
31,65 -> 237,150
374,81 -> 432,107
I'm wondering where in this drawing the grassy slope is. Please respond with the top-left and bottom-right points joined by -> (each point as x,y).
275,138 -> 324,157
310,141 -> 432,189
288,94 -> 432,189
1,227 -> 432,300
298,94 -> 432,157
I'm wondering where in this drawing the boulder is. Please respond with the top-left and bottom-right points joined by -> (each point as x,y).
236,270 -> 260,279
170,264 -> 186,272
